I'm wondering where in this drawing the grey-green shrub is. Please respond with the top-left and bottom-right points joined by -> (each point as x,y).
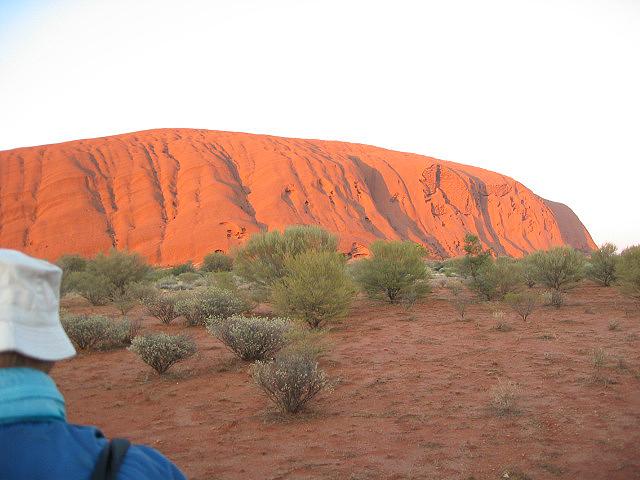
519,256 -> 537,288
143,292 -> 182,325
155,276 -> 184,291
617,245 -> 640,304
129,333 -> 196,374
352,240 -> 430,303
111,289 -> 138,316
207,315 -> 292,361
233,225 -> 338,290
504,291 -> 541,320
57,254 -> 88,296
201,252 -> 233,272
528,246 -> 585,306
250,348 -> 331,413
101,317 -> 143,349
86,249 -> 150,295
587,243 -> 618,287
175,288 -> 249,326
471,257 -> 522,301
459,233 -> 492,279
170,261 -> 195,276
177,272 -> 204,286
272,251 -> 354,328
65,271 -> 116,306
61,314 -> 112,350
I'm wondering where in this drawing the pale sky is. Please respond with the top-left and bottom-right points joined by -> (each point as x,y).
0,0 -> 638,248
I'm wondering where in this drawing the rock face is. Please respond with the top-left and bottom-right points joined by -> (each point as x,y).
0,128 -> 595,264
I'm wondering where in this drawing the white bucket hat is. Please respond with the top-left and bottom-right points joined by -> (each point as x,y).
0,249 -> 76,361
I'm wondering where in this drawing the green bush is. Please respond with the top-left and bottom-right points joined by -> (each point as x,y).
459,233 -> 492,279
204,271 -> 238,291
61,314 -> 112,350
170,261 -> 195,276
143,292 -> 183,325
65,271 -> 116,306
129,333 -> 196,374
126,282 -> 159,302
175,288 -> 249,326
111,289 -> 138,316
61,314 -> 140,350
352,240 -> 430,303
471,257 -> 522,301
201,252 -> 233,272
57,253 -> 88,273
528,247 -> 585,306
100,317 -> 143,349
617,245 -> 640,303
519,256 -> 537,288
250,348 -> 331,413
273,251 -> 354,328
504,291 -> 541,320
57,254 -> 88,296
587,243 -> 618,287
155,275 -> 184,291
207,315 -> 292,361
177,272 -> 204,285
87,249 -> 150,295
234,225 -> 338,290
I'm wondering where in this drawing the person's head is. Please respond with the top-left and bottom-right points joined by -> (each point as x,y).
0,249 -> 76,372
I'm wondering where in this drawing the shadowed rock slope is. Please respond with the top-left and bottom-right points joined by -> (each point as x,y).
0,129 -> 595,264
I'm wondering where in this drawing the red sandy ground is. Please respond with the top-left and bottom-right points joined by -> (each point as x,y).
55,284 -> 639,480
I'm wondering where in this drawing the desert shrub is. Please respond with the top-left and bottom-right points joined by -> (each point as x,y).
126,282 -> 158,302
155,275 -> 184,291
542,290 -> 565,308
490,379 -> 520,415
272,251 -> 354,328
57,253 -> 88,273
452,296 -> 473,320
129,333 -> 196,374
58,254 -> 88,295
528,247 -> 585,300
617,245 -> 640,304
143,292 -> 183,325
177,272 -> 204,285
207,315 -> 292,361
65,271 -> 116,306
519,256 -> 537,288
442,257 -> 464,277
100,317 -> 144,349
61,314 -> 139,350
352,240 -> 430,303
250,348 -> 331,413
205,271 -> 238,291
447,282 -> 473,319
459,233 -> 492,279
111,289 -> 138,316
234,225 -> 338,290
61,314 -> 112,350
170,261 -> 195,276
201,252 -> 234,272
591,348 -> 607,368
587,243 -> 618,287
470,257 -> 521,301
86,249 -> 150,295
504,291 -> 541,321
175,288 -> 249,326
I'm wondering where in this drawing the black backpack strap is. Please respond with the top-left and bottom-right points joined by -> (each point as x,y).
90,438 -> 131,480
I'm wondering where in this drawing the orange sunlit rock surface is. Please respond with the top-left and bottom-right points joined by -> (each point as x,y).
0,129 -> 595,264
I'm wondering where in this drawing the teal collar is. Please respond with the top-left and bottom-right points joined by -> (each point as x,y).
0,367 -> 66,425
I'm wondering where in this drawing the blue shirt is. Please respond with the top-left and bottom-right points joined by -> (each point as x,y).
0,368 -> 187,479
